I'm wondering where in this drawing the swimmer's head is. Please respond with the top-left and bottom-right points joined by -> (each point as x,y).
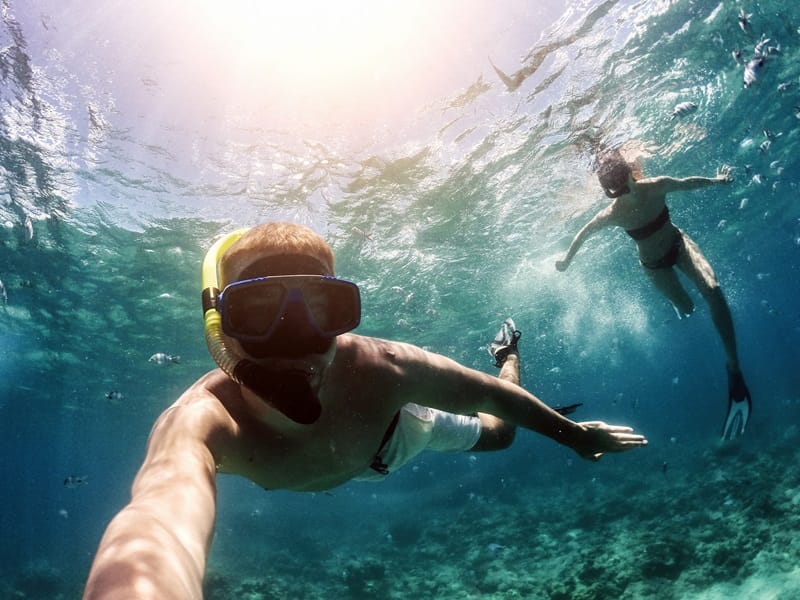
201,222 -> 358,424
220,222 -> 334,286
218,223 -> 358,360
597,150 -> 634,198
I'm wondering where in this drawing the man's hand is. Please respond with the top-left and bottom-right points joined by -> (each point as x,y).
715,165 -> 733,183
572,421 -> 647,461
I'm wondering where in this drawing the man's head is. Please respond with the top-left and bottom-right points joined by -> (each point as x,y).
216,222 -> 359,360
220,222 -> 335,285
202,222 -> 359,424
597,150 -> 633,198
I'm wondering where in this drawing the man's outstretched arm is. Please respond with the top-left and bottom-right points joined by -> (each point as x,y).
398,345 -> 647,459
83,403 -> 221,600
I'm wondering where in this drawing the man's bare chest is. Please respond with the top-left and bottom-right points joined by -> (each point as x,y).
229,411 -> 394,491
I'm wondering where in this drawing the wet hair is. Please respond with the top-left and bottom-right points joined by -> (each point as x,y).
597,149 -> 633,191
220,222 -> 335,285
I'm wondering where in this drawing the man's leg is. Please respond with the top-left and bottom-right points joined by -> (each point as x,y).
472,319 -> 520,451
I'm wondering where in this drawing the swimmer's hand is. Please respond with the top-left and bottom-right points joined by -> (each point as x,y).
555,258 -> 570,272
715,165 -> 733,183
572,421 -> 648,461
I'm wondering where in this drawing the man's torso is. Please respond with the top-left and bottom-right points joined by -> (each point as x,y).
178,336 -> 422,491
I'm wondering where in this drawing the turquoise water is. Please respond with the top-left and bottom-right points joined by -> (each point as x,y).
2,0 -> 800,597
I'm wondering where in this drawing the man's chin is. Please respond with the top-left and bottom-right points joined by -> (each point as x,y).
242,368 -> 322,425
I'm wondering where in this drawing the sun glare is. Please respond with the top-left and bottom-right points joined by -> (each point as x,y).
187,0 -> 432,117
121,0 -> 508,134
202,1 -> 421,69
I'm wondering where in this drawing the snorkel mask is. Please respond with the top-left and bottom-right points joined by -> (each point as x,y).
201,229 -> 361,424
601,182 -> 630,198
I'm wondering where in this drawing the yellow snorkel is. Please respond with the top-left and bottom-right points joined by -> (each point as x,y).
200,228 -> 323,424
201,228 -> 249,380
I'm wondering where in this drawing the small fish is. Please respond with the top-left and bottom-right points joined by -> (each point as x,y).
777,81 -> 795,93
743,56 -> 765,88
486,543 -> 507,554
662,462 -> 669,474
149,353 -> 180,365
351,226 -> 374,241
105,390 -> 124,402
731,48 -> 743,63
738,8 -> 752,34
0,278 -> 6,305
759,140 -> 771,153
64,475 -> 88,489
670,102 -> 697,120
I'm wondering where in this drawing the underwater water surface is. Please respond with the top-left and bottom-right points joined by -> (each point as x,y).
2,0 -> 800,598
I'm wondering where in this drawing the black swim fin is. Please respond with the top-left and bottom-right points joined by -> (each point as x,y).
552,403 -> 582,416
721,368 -> 751,441
488,318 -> 522,368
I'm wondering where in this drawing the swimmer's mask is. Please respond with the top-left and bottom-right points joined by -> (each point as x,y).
601,183 -> 630,198
219,275 -> 360,342
201,229 -> 361,424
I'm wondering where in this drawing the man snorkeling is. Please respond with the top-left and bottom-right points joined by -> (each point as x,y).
83,221 -> 646,600
555,148 -> 751,441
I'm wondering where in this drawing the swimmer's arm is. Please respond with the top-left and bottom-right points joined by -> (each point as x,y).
403,347 -> 647,460
471,374 -> 646,460
645,165 -> 733,194
83,402 -> 223,600
555,206 -> 614,271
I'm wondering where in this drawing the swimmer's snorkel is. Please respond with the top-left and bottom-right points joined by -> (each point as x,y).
201,230 -> 322,425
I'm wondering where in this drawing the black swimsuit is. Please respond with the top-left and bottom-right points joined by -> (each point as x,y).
625,206 -> 670,240
625,206 -> 682,269
369,411 -> 401,475
640,234 -> 683,269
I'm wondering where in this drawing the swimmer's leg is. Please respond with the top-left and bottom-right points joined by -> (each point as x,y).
643,265 -> 695,318
473,319 -> 521,450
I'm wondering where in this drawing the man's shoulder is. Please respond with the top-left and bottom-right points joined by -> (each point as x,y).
154,373 -> 241,445
337,334 -> 425,365
168,370 -> 242,421
181,369 -> 239,402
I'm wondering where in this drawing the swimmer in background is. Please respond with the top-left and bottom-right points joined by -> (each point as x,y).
555,148 -> 751,441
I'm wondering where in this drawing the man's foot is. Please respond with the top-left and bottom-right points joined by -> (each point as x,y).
722,367 -> 752,441
488,318 -> 521,368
